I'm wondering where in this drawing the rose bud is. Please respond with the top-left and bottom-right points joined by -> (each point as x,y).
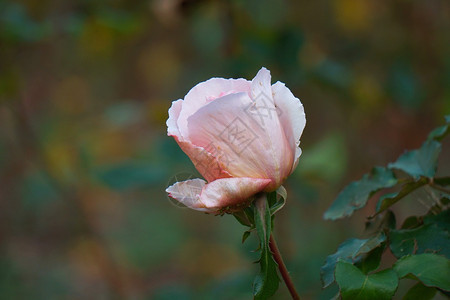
166,67 -> 306,213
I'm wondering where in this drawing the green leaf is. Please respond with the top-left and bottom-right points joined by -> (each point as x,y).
335,260 -> 398,300
427,124 -> 450,141
374,178 -> 428,215
401,216 -> 422,229
424,209 -> 450,232
252,195 -> 279,299
394,254 -> 450,291
389,223 -> 450,259
441,196 -> 450,206
233,211 -> 252,227
434,177 -> 450,186
242,230 -> 252,244
244,206 -> 255,225
324,167 -> 397,220
269,186 -> 287,216
356,245 -> 386,274
321,232 -> 386,288
402,282 -> 436,300
366,210 -> 396,234
388,140 -> 441,179
427,114 -> 450,141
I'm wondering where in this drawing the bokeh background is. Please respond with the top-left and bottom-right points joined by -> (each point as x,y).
1,0 -> 449,299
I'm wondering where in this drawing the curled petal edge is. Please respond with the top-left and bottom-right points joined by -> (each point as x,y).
166,177 -> 272,213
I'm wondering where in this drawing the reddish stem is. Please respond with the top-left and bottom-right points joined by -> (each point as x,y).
269,234 -> 300,300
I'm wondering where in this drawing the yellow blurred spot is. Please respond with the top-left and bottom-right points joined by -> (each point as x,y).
333,0 -> 372,34
146,99 -> 170,125
79,18 -> 115,57
43,141 -> 77,182
137,43 -> 180,89
351,74 -> 384,111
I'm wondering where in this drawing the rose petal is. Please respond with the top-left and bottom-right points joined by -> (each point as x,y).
173,137 -> 232,182
166,179 -> 210,212
251,67 -> 273,101
178,78 -> 251,139
167,99 -> 183,138
187,91 -> 293,189
272,81 -> 306,172
166,177 -> 271,212
271,81 -> 306,148
200,177 -> 271,209
167,100 -> 231,182
291,146 -> 302,174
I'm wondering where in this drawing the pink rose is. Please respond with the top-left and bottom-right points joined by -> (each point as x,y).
166,67 -> 306,213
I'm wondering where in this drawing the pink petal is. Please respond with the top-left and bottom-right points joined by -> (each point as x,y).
251,67 -> 272,101
177,139 -> 233,182
271,81 -> 306,172
167,100 -> 231,182
177,78 -> 251,139
291,146 -> 302,174
167,99 -> 183,138
166,179 -> 210,212
166,177 -> 271,212
200,177 -> 271,209
187,91 -> 293,190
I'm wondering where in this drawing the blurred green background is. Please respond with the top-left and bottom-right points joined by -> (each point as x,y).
1,0 -> 449,299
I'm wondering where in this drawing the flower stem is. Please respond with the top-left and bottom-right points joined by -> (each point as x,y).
269,234 -> 300,300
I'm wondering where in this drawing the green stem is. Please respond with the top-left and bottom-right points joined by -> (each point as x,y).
269,234 -> 300,300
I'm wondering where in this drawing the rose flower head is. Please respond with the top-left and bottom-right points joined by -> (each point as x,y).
166,67 -> 306,213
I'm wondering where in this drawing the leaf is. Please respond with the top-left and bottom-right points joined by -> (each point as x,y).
434,177 -> 450,186
366,210 -> 396,233
335,260 -> 398,300
321,232 -> 386,288
389,223 -> 450,259
374,178 -> 428,215
269,186 -> 287,216
441,196 -> 450,206
233,206 -> 256,228
427,124 -> 450,141
356,245 -> 386,274
388,140 -> 441,179
252,195 -> 279,299
394,254 -> 450,291
324,167 -> 397,220
233,211 -> 252,227
244,206 -> 255,225
401,216 -> 422,229
427,115 -> 450,141
424,209 -> 450,232
402,282 -> 436,300
242,230 -> 252,244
